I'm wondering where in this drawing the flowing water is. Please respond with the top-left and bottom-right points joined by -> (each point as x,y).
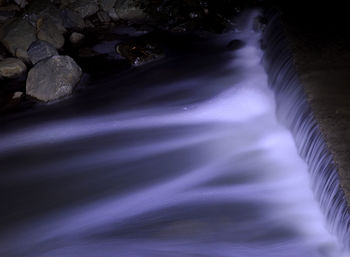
0,10 -> 348,257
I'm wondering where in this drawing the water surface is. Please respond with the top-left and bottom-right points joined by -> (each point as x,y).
0,10 -> 347,257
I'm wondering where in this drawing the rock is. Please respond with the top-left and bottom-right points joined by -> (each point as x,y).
100,0 -> 118,20
70,0 -> 98,18
61,8 -> 85,30
0,18 -> 36,61
69,32 -> 85,45
97,10 -> 111,24
12,91 -> 23,99
37,17 -> 65,49
25,0 -> 65,32
11,91 -> 23,105
26,55 -> 82,102
116,40 -> 164,66
114,0 -> 148,23
27,40 -> 58,64
100,0 -> 116,12
0,57 -> 26,78
1,91 -> 24,112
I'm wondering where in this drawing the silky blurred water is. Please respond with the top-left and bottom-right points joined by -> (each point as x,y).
0,10 -> 347,257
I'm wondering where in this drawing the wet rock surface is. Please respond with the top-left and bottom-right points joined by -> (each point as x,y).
26,55 -> 82,102
27,40 -> 58,64
69,31 -> 85,45
0,18 -> 36,61
70,0 -> 98,18
37,16 -> 65,49
0,57 -> 26,78
116,37 -> 164,66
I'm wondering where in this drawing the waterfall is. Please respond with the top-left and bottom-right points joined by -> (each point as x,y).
0,9 -> 348,257
262,9 -> 350,249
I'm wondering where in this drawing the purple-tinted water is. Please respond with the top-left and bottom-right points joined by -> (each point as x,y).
0,10 -> 347,257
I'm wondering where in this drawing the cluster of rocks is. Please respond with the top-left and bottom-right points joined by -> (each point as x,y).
0,0 -> 115,105
0,0 -> 251,112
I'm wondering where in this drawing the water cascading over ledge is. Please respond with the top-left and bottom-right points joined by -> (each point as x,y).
262,10 -> 350,248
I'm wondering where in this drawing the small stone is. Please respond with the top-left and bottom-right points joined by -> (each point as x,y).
0,91 -> 24,111
27,40 -> 58,64
26,55 -> 82,102
4,91 -> 23,110
0,57 -> 26,78
12,91 -> 23,99
0,18 -> 36,61
69,32 -> 85,45
37,17 -> 65,49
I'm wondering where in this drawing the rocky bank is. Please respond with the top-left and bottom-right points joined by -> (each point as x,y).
0,0 -> 256,112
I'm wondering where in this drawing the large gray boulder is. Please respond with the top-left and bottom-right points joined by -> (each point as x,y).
26,55 -> 82,102
0,57 -> 26,78
27,40 -> 58,64
0,18 -> 36,61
